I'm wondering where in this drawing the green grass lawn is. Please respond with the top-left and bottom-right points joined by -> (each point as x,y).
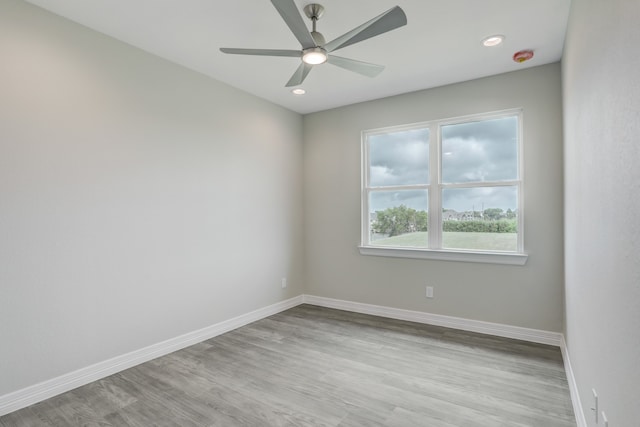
372,231 -> 517,251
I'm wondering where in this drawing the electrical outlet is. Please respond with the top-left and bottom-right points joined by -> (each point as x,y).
281,277 -> 287,288
591,389 -> 598,424
425,286 -> 434,298
601,411 -> 608,427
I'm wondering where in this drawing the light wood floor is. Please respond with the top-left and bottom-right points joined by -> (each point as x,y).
1,304 -> 576,426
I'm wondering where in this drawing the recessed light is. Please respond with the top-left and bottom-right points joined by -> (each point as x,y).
482,35 -> 505,47
292,88 -> 306,95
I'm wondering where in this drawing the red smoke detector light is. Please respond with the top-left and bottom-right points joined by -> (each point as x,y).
513,49 -> 534,63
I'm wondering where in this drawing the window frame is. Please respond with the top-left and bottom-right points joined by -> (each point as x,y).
360,109 -> 528,265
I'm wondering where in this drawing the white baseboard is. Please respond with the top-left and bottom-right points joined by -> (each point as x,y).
560,336 -> 587,427
0,295 -> 304,417
302,295 -> 563,346
2,293 -> 582,427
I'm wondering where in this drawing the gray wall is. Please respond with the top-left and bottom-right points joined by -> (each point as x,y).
0,0 -> 304,395
562,0 -> 640,424
303,63 -> 564,332
13,2 -> 639,424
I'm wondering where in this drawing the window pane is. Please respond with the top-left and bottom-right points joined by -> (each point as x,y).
369,128 -> 430,186
442,187 -> 518,252
369,190 -> 428,248
442,116 -> 518,183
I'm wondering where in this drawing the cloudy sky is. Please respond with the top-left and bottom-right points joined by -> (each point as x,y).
368,116 -> 518,213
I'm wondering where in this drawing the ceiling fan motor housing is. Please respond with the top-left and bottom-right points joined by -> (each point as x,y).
311,31 -> 326,46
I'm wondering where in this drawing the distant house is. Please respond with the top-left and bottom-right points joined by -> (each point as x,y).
442,210 -> 475,221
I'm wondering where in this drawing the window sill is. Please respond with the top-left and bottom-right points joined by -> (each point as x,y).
358,246 -> 528,265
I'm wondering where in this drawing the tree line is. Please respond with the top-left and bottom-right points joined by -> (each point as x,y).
372,205 -> 517,237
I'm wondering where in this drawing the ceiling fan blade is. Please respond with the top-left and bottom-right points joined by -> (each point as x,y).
324,6 -> 407,53
220,48 -> 301,58
271,0 -> 316,49
285,63 -> 313,87
327,55 -> 385,77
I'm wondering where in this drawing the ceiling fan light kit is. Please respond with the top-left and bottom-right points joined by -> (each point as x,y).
220,0 -> 407,87
302,47 -> 327,65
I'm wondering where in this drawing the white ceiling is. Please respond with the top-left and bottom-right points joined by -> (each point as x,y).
25,0 -> 571,114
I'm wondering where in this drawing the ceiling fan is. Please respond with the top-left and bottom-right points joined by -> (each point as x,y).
220,0 -> 407,87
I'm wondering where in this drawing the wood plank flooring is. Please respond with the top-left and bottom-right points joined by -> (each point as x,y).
0,304 -> 576,426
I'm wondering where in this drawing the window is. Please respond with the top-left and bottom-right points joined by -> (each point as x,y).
360,110 -> 526,265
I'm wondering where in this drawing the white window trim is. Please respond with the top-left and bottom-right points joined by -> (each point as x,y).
357,246 -> 528,265
360,109 -> 528,266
